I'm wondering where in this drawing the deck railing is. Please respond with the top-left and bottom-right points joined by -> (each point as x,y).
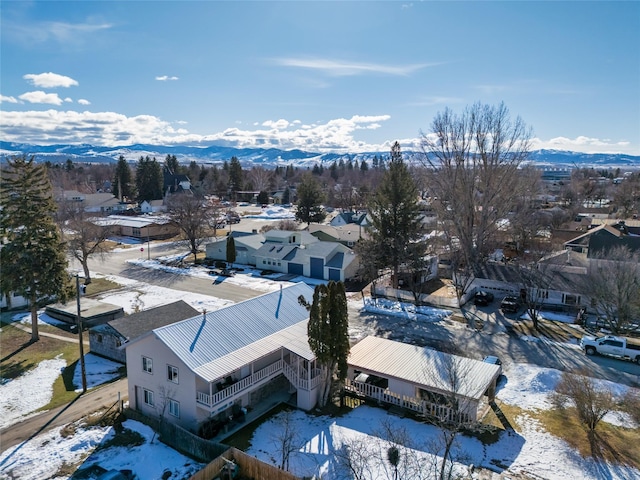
196,359 -> 322,409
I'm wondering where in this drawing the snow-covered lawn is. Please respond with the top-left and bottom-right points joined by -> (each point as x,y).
2,254 -> 638,479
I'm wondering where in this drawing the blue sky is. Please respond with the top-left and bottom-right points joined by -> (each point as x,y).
1,1 -> 639,154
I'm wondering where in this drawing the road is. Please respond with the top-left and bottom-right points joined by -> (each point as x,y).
0,378 -> 128,454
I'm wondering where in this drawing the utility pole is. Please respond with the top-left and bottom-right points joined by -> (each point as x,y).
76,274 -> 87,393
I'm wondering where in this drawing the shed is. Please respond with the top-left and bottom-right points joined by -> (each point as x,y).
45,298 -> 124,328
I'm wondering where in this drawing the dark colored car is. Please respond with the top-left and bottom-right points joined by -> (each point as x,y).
500,296 -> 521,313
474,291 -> 495,306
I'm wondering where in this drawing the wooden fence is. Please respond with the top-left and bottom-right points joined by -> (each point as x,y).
188,447 -> 302,480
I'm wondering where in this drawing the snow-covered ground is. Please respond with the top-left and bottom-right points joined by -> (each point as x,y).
1,249 -> 639,479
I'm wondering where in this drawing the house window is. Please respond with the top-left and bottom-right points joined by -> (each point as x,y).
142,356 -> 153,374
132,227 -> 141,236
97,334 -> 103,343
116,339 -> 121,347
563,294 -> 580,305
167,365 -> 179,384
143,389 -> 154,406
168,399 -> 180,417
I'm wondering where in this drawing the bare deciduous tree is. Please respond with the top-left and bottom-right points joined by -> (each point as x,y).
167,194 -> 220,261
552,371 -> 614,435
419,102 -> 533,302
57,200 -> 114,284
581,246 -> 640,334
270,410 -> 303,471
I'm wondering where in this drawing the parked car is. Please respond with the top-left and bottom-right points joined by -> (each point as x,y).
226,211 -> 240,224
483,355 -> 503,376
474,291 -> 495,306
500,296 -> 521,313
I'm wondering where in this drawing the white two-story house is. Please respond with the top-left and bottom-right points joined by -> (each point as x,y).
125,283 -> 322,433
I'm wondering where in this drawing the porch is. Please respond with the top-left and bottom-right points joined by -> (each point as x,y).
195,353 -> 321,413
344,378 -> 473,424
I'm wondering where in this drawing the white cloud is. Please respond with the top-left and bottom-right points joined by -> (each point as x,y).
261,119 -> 290,129
64,97 -> 73,103
272,57 -> 435,77
7,20 -> 112,45
531,136 -> 635,155
0,95 -> 18,103
155,75 -> 179,81
18,91 -> 63,105
23,72 -> 79,88
77,99 -> 91,105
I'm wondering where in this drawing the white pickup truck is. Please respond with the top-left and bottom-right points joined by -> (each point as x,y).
579,335 -> 640,363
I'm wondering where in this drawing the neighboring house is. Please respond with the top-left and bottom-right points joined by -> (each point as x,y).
125,283 -> 322,433
93,215 -> 179,240
344,336 -> 500,423
45,298 -> 125,328
469,259 -> 589,311
206,230 -> 359,281
58,190 -> 134,213
0,290 -> 29,310
163,170 -> 192,195
564,222 -> 640,258
308,223 -> 366,247
140,199 -> 167,214
330,211 -> 369,228
89,301 -> 199,363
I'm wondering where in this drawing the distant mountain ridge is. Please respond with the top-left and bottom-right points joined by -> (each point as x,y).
1,141 -> 639,170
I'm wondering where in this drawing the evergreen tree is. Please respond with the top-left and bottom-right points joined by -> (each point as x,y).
295,173 -> 326,225
228,156 -> 243,200
358,142 -> 423,288
135,156 -> 163,201
113,155 -> 134,200
360,159 -> 369,173
165,154 -> 180,175
299,281 -> 349,407
256,190 -> 269,205
329,161 -> 339,181
282,187 -> 291,205
226,236 -> 236,266
0,156 -> 71,342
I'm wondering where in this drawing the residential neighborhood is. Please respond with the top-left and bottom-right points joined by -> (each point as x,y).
1,3 -> 639,476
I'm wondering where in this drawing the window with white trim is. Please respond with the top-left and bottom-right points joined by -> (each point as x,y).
168,399 -> 180,417
167,365 -> 179,384
142,356 -> 153,374
143,389 -> 154,406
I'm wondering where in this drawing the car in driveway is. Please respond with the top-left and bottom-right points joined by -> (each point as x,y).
483,355 -> 503,376
500,295 -> 521,313
474,290 -> 495,306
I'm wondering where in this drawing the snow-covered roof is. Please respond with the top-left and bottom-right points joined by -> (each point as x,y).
348,336 -> 500,401
93,214 -> 173,228
150,282 -> 315,382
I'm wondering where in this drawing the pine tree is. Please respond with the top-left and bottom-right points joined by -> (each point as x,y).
226,236 -> 236,266
1,156 -> 71,342
112,155 -> 134,200
299,281 -> 349,407
295,174 -> 326,225
165,154 -> 179,175
228,157 -> 243,200
135,156 -> 163,201
358,142 -> 423,288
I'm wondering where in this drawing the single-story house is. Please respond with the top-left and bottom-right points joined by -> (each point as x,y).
57,190 -> 135,213
140,199 -> 167,214
45,298 -> 124,328
206,230 -> 359,281
93,214 -> 179,240
89,301 -> 199,363
125,283 -> 322,433
344,336 -> 501,423
308,223 -> 366,247
330,211 -> 369,228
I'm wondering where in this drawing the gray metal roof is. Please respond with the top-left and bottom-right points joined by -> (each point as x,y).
348,336 -> 500,400
152,283 -> 314,381
106,300 -> 199,341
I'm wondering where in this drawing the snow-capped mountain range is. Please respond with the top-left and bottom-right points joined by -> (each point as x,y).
1,141 -> 639,170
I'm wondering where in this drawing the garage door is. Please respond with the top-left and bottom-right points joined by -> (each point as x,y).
310,257 -> 324,279
328,268 -> 341,281
288,263 -> 303,275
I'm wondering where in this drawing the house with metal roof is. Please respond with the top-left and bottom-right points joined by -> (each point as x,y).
205,229 -> 359,281
93,214 -> 179,240
89,300 -> 199,363
344,336 -> 501,423
125,283 -> 322,433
